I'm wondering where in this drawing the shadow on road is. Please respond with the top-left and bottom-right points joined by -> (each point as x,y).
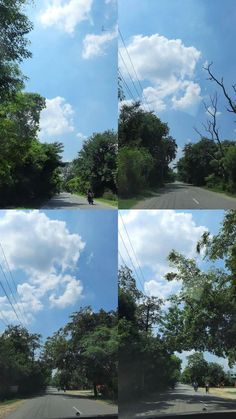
120,390 -> 236,417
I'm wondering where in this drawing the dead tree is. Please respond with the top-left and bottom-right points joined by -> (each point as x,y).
203,62 -> 236,116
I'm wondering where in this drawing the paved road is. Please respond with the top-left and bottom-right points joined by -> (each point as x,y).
134,182 -> 236,209
6,388 -> 118,419
42,193 -> 116,210
120,383 -> 236,418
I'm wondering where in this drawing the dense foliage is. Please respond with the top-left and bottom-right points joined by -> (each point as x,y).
43,307 -> 118,399
118,102 -> 177,197
0,326 -> 50,400
63,131 -> 117,199
0,0 -> 64,207
163,210 -> 236,367
118,266 -> 181,400
177,138 -> 236,193
181,353 -> 233,387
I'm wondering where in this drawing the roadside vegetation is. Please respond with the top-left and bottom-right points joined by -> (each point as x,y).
0,307 -> 118,403
62,131 -> 118,204
119,210 -> 236,402
118,102 -> 177,203
0,0 -> 64,208
0,0 -> 117,208
177,65 -> 236,194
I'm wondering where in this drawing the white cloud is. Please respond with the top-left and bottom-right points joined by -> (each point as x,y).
39,0 -> 93,34
40,97 -> 75,138
119,210 -> 207,298
82,27 -> 117,59
49,275 -> 83,308
119,33 -> 202,113
172,81 -> 202,111
0,211 -> 85,323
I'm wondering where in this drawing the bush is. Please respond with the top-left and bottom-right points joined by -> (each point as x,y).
102,189 -> 117,201
118,147 -> 154,197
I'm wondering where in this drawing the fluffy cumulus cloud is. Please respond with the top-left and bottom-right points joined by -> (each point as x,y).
0,211 -> 85,323
39,0 -> 93,34
82,27 -> 117,59
40,97 -> 75,138
119,210 -> 207,299
119,33 -> 202,113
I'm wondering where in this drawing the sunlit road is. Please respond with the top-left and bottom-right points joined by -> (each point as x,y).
6,388 -> 118,419
119,383 -> 236,418
134,182 -> 236,209
42,192 -> 115,209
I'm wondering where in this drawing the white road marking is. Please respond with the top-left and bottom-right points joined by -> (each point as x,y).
193,198 -> 199,205
73,406 -> 83,415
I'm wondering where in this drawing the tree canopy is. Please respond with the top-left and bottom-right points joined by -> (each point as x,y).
118,102 -> 177,197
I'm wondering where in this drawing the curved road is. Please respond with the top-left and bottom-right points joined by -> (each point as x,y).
42,193 -> 116,210
6,388 -> 118,419
134,182 -> 236,209
120,383 -> 236,418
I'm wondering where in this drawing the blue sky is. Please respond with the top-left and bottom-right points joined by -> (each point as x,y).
119,210 -> 235,371
119,0 -> 236,159
0,210 -> 117,340
22,0 -> 117,161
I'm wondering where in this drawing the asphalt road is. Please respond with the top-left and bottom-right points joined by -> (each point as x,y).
42,193 -> 115,209
134,182 -> 236,209
6,388 -> 118,419
119,383 -> 236,418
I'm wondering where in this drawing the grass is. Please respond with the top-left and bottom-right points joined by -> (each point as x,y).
118,187 -> 161,209
118,197 -> 142,209
198,387 -> 236,399
95,197 -> 117,207
0,398 -> 26,419
203,185 -> 236,199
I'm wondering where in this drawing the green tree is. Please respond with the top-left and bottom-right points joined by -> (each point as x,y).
0,0 -> 33,100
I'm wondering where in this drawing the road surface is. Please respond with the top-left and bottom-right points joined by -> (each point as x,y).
42,193 -> 116,209
6,388 -> 118,419
134,182 -> 236,209
120,383 -> 236,418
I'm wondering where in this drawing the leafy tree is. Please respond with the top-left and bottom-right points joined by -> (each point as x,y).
64,131 -> 117,197
0,325 -> 50,400
43,307 -> 118,399
118,102 -> 177,197
118,266 -> 181,400
0,0 -> 33,100
162,211 -> 236,366
0,92 -> 63,206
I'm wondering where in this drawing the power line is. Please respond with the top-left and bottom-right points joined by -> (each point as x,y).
118,229 -> 146,295
118,28 -> 152,112
0,261 -> 26,327
119,211 -> 147,288
118,68 -> 136,102
119,50 -> 142,101
118,249 -> 127,267
0,243 -> 28,326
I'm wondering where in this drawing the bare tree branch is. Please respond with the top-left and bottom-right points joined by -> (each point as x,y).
203,62 -> 236,115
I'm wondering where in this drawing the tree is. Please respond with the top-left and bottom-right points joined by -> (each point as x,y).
0,0 -> 33,100
163,212 -> 236,366
43,307 -> 118,398
64,131 -> 117,197
118,265 -> 181,400
118,102 -> 177,197
0,92 -> 63,206
181,353 -> 227,387
0,325 -> 49,400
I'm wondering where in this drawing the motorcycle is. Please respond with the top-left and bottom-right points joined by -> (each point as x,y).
87,194 -> 94,205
